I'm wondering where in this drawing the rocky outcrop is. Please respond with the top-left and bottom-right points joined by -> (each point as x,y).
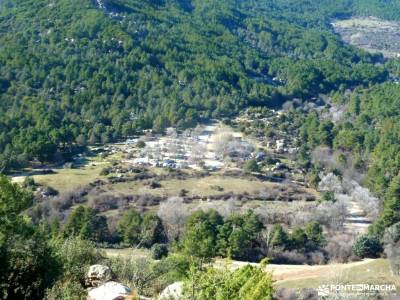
86,265 -> 112,287
88,281 -> 133,300
159,282 -> 183,300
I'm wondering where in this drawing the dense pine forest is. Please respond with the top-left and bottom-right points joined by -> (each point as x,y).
1,1 -> 400,298
0,0 -> 394,171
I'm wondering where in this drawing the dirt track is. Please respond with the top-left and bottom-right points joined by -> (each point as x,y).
214,258 -> 375,282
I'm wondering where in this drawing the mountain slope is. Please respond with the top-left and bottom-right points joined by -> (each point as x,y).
0,0 -> 388,171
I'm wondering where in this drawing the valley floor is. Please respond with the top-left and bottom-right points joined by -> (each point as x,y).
215,258 -> 399,290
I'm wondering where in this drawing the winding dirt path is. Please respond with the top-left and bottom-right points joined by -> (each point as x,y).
343,199 -> 371,235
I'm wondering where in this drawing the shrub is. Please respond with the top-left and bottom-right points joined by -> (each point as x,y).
0,175 -> 59,299
63,206 -> 110,242
244,159 -> 260,173
321,191 -> 336,202
149,181 -> 162,189
51,237 -> 104,282
182,210 -> 223,259
118,210 -> 166,247
100,168 -> 110,176
151,244 -> 169,260
137,140 -> 146,148
108,255 -> 158,297
183,263 -> 274,300
22,176 -> 37,190
352,235 -> 382,258
45,278 -> 87,300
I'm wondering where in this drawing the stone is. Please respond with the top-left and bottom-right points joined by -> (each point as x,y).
88,281 -> 132,300
159,282 -> 183,300
86,265 -> 112,287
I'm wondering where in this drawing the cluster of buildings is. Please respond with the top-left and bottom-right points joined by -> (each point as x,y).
126,126 -> 224,170
121,124 -> 258,171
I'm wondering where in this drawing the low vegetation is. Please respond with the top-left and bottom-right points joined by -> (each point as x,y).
2,0 -> 400,298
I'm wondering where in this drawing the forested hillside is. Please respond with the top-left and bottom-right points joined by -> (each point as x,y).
261,0 -> 400,27
2,1 -> 400,298
0,0 -> 388,171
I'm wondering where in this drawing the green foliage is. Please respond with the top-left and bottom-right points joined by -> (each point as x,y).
45,279 -> 87,300
108,254 -> 158,296
217,211 -> 264,260
181,210 -> 264,261
182,210 -> 223,259
136,140 -> 146,148
304,221 -> 326,249
0,175 -> 32,219
289,222 -> 325,251
321,191 -> 336,202
21,176 -> 37,190
352,234 -> 383,258
63,206 -> 109,242
269,224 -> 289,249
117,209 -> 165,247
379,174 -> 400,228
307,169 -> 321,188
46,237 -> 103,299
300,112 -> 334,148
156,253 -> 193,283
244,159 -> 260,173
183,264 -> 274,300
0,175 -> 59,299
289,228 -> 308,250
51,237 -> 104,282
266,221 -> 326,252
301,82 -> 400,234
151,243 -> 169,259
117,209 -> 143,245
0,0 -> 389,171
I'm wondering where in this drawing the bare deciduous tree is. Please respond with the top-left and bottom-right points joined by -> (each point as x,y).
318,173 -> 343,193
157,197 -> 191,242
324,233 -> 355,263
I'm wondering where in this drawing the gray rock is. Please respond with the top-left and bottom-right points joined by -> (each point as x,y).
160,282 -> 183,300
88,281 -> 132,300
86,265 -> 112,287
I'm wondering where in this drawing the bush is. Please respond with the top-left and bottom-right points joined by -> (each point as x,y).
100,168 -> 110,176
51,237 -> 104,282
118,210 -> 166,247
352,235 -> 382,258
0,175 -> 59,299
63,206 -> 110,242
137,140 -> 146,148
45,278 -> 87,300
108,255 -> 158,297
182,210 -> 224,259
22,176 -> 37,190
152,244 -> 169,259
183,262 -> 274,300
149,181 -> 162,189
321,191 -> 336,202
244,159 -> 260,173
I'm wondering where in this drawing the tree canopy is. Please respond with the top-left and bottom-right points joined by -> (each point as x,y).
0,0 -> 390,172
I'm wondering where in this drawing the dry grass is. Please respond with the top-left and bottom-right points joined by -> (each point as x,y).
273,259 -> 400,290
215,258 -> 399,291
30,164 -> 106,193
102,247 -> 151,259
110,176 -> 277,198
